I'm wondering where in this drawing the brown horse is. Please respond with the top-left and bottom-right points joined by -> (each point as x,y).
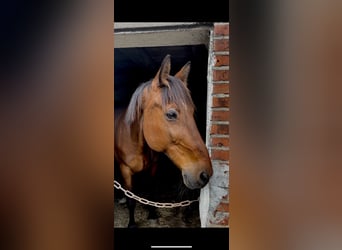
114,55 -> 213,227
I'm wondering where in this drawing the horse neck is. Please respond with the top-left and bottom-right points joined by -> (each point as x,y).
128,115 -> 158,169
127,115 -> 144,146
115,106 -> 157,165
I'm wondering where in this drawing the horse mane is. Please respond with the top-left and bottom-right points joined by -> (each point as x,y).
124,76 -> 195,125
124,81 -> 149,125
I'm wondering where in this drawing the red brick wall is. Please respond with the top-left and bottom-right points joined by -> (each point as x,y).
206,23 -> 230,227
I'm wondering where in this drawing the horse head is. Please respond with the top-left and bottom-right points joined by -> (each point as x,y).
125,55 -> 213,189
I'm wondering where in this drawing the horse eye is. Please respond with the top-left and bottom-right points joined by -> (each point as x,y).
165,109 -> 178,121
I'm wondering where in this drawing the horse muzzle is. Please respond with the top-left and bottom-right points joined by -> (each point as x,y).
182,168 -> 212,190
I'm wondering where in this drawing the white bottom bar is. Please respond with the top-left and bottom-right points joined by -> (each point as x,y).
151,246 -> 192,249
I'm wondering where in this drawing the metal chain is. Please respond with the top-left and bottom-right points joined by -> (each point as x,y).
114,180 -> 199,208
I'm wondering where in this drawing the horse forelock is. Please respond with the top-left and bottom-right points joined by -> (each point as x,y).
161,76 -> 195,112
124,76 -> 195,125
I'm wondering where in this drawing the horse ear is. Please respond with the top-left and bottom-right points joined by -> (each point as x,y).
175,61 -> 191,85
152,54 -> 171,89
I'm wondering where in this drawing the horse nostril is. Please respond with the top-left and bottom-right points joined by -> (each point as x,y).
199,171 -> 210,185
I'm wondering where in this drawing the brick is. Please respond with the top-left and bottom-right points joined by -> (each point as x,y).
211,137 -> 229,148
211,110 -> 229,121
216,216 -> 229,226
214,55 -> 229,66
211,149 -> 230,161
210,124 -> 229,135
214,24 -> 229,36
213,70 -> 229,81
212,96 -> 229,108
213,39 -> 229,51
216,202 -> 230,212
212,83 -> 229,94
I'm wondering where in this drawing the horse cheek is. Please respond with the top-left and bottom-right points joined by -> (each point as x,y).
143,118 -> 169,152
